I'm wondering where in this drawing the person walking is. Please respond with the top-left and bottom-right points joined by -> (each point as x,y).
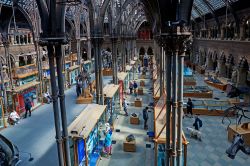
123,98 -> 129,116
193,115 -> 203,130
24,98 -> 32,118
143,107 -> 149,130
186,98 -> 193,118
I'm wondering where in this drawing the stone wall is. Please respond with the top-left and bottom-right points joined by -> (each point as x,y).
194,39 -> 250,63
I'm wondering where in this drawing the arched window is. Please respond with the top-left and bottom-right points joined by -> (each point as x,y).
139,47 -> 145,55
27,55 -> 33,65
19,56 -> 25,66
147,47 -> 153,55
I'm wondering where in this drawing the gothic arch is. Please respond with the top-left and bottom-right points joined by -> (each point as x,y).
139,47 -> 145,55
147,47 -> 153,55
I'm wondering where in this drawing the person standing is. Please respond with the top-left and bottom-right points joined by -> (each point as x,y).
24,98 -> 32,118
186,98 -> 193,118
104,129 -> 112,156
123,98 -> 129,116
143,107 -> 149,130
129,82 -> 133,94
133,81 -> 138,95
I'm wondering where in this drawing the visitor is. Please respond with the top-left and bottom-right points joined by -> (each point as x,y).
8,110 -> 20,125
44,92 -> 52,103
193,115 -> 203,130
143,107 -> 149,130
104,129 -> 112,156
129,81 -> 133,94
122,98 -> 129,116
24,98 -> 32,118
133,81 -> 138,95
186,98 -> 193,118
76,78 -> 82,97
138,64 -> 141,73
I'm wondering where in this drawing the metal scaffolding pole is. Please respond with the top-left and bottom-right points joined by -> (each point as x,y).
165,51 -> 172,166
55,45 -> 71,166
171,50 -> 178,166
177,52 -> 185,166
47,46 -> 64,166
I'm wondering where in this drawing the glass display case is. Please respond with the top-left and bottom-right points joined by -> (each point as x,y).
184,86 -> 213,98
68,104 -> 107,166
183,99 -> 234,116
103,84 -> 120,126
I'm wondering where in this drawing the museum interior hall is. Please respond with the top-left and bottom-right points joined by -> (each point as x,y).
0,0 -> 250,166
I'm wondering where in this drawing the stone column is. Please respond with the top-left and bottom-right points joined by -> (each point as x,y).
236,57 -> 249,87
221,28 -> 225,40
206,53 -> 214,70
225,54 -> 234,78
240,25 -> 245,40
111,35 -> 118,84
218,54 -> 226,77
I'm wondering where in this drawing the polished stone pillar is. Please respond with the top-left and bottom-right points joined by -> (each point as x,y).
236,57 -> 249,87
225,54 -> 234,78
206,53 -> 214,70
218,54 -> 226,77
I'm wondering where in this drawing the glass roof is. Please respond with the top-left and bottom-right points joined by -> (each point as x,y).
0,0 -> 12,6
191,0 -> 239,19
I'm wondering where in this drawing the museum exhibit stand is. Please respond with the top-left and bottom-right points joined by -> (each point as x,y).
68,104 -> 107,166
183,86 -> 213,98
7,81 -> 41,114
67,65 -> 80,87
154,95 -> 188,166
183,99 -> 236,116
13,64 -> 38,86
228,122 -> 250,146
103,84 -> 120,126
204,76 -> 227,91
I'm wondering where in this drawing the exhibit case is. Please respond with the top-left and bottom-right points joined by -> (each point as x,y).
68,104 -> 107,166
183,86 -> 213,98
154,95 -> 188,166
103,84 -> 120,126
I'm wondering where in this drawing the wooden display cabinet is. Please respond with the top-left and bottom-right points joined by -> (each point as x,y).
138,88 -> 144,95
228,123 -> 250,146
130,116 -> 140,125
140,80 -> 145,86
123,140 -> 136,152
134,98 -> 142,107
